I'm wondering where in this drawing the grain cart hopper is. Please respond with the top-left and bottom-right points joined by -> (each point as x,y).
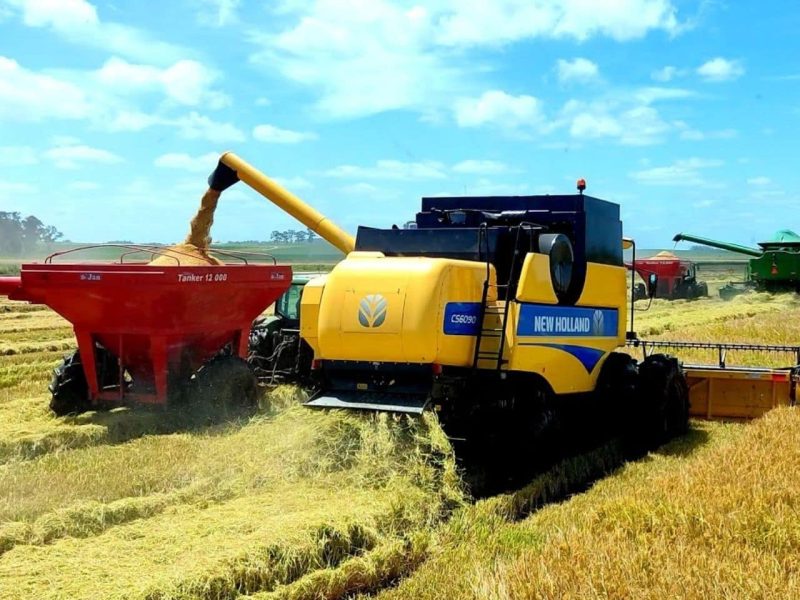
628,251 -> 708,300
0,246 -> 291,415
210,154 -> 692,457
673,231 -> 800,299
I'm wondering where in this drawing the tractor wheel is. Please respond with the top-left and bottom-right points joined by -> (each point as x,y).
188,355 -> 258,416
49,347 -> 119,416
697,282 -> 709,297
637,354 -> 690,447
634,283 -> 647,301
49,350 -> 90,416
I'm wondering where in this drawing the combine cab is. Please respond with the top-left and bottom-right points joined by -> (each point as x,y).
630,252 -> 708,300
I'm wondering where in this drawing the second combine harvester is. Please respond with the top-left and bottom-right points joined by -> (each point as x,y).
212,154 -> 690,450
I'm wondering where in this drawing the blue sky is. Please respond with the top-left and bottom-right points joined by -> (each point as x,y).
0,0 -> 798,247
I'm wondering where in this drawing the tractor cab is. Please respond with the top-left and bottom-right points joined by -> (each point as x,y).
274,276 -> 308,327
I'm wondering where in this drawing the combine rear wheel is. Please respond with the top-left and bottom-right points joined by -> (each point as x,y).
49,347 -> 120,416
187,355 -> 258,416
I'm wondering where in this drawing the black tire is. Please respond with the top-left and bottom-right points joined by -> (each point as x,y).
634,283 -> 647,301
49,347 -> 120,416
49,350 -> 90,416
595,352 -> 639,437
187,355 -> 258,416
638,354 -> 690,446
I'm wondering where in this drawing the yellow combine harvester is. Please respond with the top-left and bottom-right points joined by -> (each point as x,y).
211,154 -> 798,445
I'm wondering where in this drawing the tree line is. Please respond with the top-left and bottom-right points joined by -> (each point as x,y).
270,228 -> 318,244
0,212 -> 63,256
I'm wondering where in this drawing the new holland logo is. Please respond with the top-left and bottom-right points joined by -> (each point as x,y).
358,294 -> 388,328
591,309 -> 604,336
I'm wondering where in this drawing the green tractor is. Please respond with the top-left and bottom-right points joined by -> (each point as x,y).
248,274 -> 315,384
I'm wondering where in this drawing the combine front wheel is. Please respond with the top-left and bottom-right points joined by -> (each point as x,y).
638,354 -> 689,446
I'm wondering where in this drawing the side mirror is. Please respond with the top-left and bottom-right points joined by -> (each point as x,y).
648,273 -> 658,299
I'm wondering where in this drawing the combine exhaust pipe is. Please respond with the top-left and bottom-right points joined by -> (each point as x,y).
209,152 -> 356,255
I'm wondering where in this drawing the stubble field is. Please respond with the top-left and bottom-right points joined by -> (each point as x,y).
1,289 -> 799,599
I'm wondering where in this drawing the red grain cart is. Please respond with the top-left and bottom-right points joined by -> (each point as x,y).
628,252 -> 708,300
0,246 -> 291,414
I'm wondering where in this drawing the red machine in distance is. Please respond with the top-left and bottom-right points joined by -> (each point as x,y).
629,251 -> 708,300
0,246 -> 291,413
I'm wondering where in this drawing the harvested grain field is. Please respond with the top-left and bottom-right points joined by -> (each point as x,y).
1,292 -> 799,598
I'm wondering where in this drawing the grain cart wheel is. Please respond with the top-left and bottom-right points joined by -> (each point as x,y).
49,347 -> 119,416
188,355 -> 258,416
638,354 -> 689,447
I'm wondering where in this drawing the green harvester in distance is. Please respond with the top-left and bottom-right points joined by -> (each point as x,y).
673,230 -> 800,299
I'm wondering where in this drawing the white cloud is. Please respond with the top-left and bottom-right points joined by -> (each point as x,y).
10,0 -> 98,29
104,111 -> 161,132
251,0 -> 682,119
454,91 -> 544,133
66,180 -> 100,191
172,112 -> 246,143
195,0 -> 239,27
435,0 -> 680,45
3,0 -> 187,64
0,57 -> 91,122
557,58 -> 599,84
340,182 -> 380,195
251,0 -> 457,118
633,87 -> 694,103
697,57 -> 744,82
0,57 -> 235,143
452,160 -> 510,175
273,176 -> 313,191
677,126 -> 737,141
0,145 -> 38,165
747,176 -> 771,186
565,103 -> 669,146
630,158 -> 724,186
651,65 -> 682,82
252,124 -> 318,144
325,160 -> 447,180
43,144 -> 123,169
154,152 -> 220,172
0,180 -> 37,196
96,57 -> 229,109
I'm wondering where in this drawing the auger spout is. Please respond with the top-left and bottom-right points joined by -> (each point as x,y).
672,233 -> 763,257
208,152 -> 356,255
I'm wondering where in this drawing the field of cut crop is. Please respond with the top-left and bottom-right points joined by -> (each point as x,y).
1,291 -> 799,598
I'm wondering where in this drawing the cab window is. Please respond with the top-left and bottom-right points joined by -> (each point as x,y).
276,283 -> 303,320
